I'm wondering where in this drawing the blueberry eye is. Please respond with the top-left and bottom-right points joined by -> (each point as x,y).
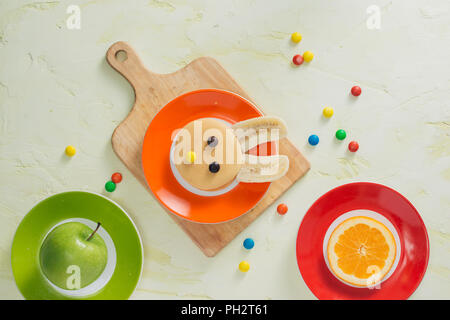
209,162 -> 220,173
207,136 -> 218,147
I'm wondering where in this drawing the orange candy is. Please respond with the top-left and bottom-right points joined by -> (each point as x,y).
277,203 -> 288,215
111,172 -> 122,183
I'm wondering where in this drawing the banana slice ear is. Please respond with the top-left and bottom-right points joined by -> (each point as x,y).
232,116 -> 288,152
236,154 -> 289,183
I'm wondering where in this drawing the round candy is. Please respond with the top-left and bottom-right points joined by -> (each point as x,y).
243,238 -> 255,250
348,141 -> 359,152
291,32 -> 302,43
292,54 -> 304,66
323,107 -> 334,118
105,181 -> 116,192
187,151 -> 196,163
207,136 -> 218,147
308,134 -> 319,146
239,261 -> 250,273
351,86 -> 362,96
277,203 -> 288,215
303,51 -> 314,62
209,162 -> 220,173
65,145 -> 76,157
111,172 -> 122,183
335,129 -> 347,140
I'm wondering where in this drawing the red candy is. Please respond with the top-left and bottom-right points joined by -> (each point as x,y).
292,54 -> 304,66
277,203 -> 288,215
111,172 -> 122,183
348,141 -> 359,152
351,86 -> 361,96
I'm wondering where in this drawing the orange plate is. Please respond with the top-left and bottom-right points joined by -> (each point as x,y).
142,89 -> 275,223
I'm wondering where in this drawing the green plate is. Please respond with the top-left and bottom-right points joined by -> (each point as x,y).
11,191 -> 143,300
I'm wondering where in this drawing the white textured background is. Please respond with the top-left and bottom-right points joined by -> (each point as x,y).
0,0 -> 449,299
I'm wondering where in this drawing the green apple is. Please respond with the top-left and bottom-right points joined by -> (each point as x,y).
39,222 -> 107,289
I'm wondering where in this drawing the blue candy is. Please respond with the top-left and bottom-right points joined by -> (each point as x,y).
243,238 -> 255,250
308,134 -> 319,146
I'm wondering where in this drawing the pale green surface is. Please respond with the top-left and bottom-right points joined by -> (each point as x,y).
40,222 -> 107,289
0,0 -> 449,299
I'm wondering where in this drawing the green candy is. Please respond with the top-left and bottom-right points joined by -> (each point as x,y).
105,181 -> 116,192
335,129 -> 347,140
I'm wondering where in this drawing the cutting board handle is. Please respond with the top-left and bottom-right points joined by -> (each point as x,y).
106,41 -> 158,96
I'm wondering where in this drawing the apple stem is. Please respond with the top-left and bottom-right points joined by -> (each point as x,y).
86,222 -> 101,241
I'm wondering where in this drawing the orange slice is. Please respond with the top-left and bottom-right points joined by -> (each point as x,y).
327,216 -> 396,287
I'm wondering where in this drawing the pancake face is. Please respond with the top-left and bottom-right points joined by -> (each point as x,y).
174,118 -> 243,191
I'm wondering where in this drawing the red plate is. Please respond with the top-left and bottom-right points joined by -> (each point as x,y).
296,182 -> 429,299
142,89 -> 274,224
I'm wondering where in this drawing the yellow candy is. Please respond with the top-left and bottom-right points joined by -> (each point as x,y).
239,261 -> 250,272
291,32 -> 302,43
65,145 -> 76,157
303,51 -> 314,62
323,107 -> 334,118
187,151 -> 196,163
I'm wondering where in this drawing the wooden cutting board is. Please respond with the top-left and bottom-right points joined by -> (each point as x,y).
106,41 -> 310,257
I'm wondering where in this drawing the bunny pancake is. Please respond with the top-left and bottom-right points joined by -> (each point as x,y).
173,116 -> 290,192
174,118 -> 244,191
